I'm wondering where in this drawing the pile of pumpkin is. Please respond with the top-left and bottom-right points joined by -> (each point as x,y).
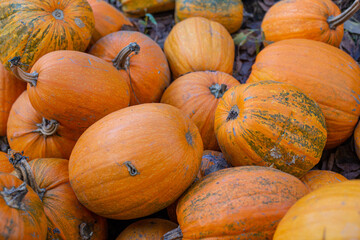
0,0 -> 360,239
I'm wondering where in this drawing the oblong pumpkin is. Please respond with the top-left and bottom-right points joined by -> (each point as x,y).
248,39 -> 360,149
0,152 -> 12,173
89,31 -> 170,105
301,170 -> 348,191
121,0 -> 175,17
214,80 -> 327,178
164,17 -> 234,79
0,0 -> 94,71
69,103 -> 203,220
161,71 -> 239,150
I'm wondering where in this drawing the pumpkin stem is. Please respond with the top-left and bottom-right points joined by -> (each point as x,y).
8,150 -> 46,200
0,182 -> 28,210
226,105 -> 239,121
209,83 -> 228,98
112,42 -> 140,70
8,57 -> 38,87
124,161 -> 139,176
33,118 -> 59,137
328,0 -> 360,29
79,222 -> 93,240
163,226 -> 183,240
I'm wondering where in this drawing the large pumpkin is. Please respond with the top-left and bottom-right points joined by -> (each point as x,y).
214,81 -> 327,178
164,166 -> 308,240
248,39 -> 360,149
121,0 -> 175,17
301,170 -> 348,192
161,71 -> 239,150
0,0 -> 94,71
89,31 -> 170,105
164,17 -> 234,79
274,180 -> 360,240
0,152 -> 12,173
69,103 -> 203,220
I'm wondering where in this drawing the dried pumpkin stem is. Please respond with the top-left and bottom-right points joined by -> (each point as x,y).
79,222 -> 93,240
226,105 -> 239,121
0,182 -> 28,210
209,83 -> 228,98
112,42 -> 140,70
328,0 -> 360,29
33,118 -> 59,137
8,57 -> 38,86
124,161 -> 139,176
163,226 -> 183,240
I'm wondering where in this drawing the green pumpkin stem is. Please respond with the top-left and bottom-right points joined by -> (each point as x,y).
163,226 -> 183,240
33,118 -> 59,137
0,182 -> 28,210
8,57 -> 38,87
328,0 -> 360,29
112,42 -> 140,70
209,83 -> 228,98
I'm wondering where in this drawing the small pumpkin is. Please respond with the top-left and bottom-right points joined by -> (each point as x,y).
161,71 -> 239,150
121,0 -> 175,17
164,17 -> 235,79
301,170 -> 348,191
0,152 -> 12,173
354,121 -> 360,159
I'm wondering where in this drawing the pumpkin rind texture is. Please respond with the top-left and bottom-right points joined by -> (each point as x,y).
0,152 -> 12,173
121,0 -> 175,17
248,39 -> 360,149
354,121 -> 360,160
301,170 -> 348,192
69,103 -> 203,220
0,0 -> 95,71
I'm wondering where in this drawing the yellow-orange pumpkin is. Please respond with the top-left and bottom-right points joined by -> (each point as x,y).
121,0 -> 175,17
301,170 -> 348,191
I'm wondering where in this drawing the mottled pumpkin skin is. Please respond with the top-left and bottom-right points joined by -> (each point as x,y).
164,17 -> 234,79
274,180 -> 360,240
161,71 -> 239,150
69,103 -> 203,220
248,39 -> 360,149
0,152 -> 12,173
301,170 -> 348,192
176,0 -> 243,33
354,122 -> 360,160
262,0 -> 343,47
0,0 -> 95,71
214,81 -> 327,178
0,173 -> 47,240
116,218 -> 177,240
176,166 -> 308,239
121,0 -> 175,17
197,150 -> 230,180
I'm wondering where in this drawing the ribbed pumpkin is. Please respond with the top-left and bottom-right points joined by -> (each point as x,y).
116,218 -> 177,240
10,50 -> 130,136
262,0 -> 360,47
301,170 -> 348,191
0,152 -> 12,173
248,39 -> 360,149
7,91 -> 77,160
164,17 -> 234,79
121,0 -> 175,17
0,173 -> 47,239
161,71 -> 239,150
0,0 -> 94,71
354,121 -> 360,159
175,0 -> 244,33
89,31 -> 170,105
69,103 -> 203,220
274,180 -> 360,240
164,166 -> 309,240
214,81 -> 327,178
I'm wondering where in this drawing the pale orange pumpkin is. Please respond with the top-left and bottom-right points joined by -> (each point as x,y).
301,170 -> 348,191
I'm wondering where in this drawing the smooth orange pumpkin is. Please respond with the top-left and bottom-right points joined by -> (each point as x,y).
89,31 -> 170,105
164,17 -> 235,79
69,103 -> 203,220
214,81 -> 327,178
0,0 -> 95,71
164,166 -> 308,240
161,71 -> 239,150
121,0 -> 175,17
248,39 -> 360,149
0,152 -> 12,173
354,121 -> 360,159
301,170 -> 348,191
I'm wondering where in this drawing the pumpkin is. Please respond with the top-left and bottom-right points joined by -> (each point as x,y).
0,152 -> 12,173
248,39 -> 360,149
164,17 -> 235,79
354,121 -> 360,159
301,170 -> 348,192
163,166 -> 308,240
0,172 -> 47,239
214,81 -> 327,178
69,103 -> 203,220
121,0 -> 175,17
262,0 -> 360,47
274,180 -> 360,240
89,31 -> 170,105
0,0 -> 94,71
0,62 -> 26,136
9,50 -> 130,136
175,0 -> 244,34
161,71 -> 239,150
116,218 -> 177,240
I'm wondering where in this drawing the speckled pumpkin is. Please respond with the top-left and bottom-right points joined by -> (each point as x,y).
301,170 -> 348,192
121,0 -> 175,17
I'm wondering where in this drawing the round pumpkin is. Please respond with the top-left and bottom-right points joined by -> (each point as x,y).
116,218 -> 177,240
354,121 -> 360,160
0,152 -> 12,173
274,180 -> 360,240
214,80 -> 327,178
175,0 -> 243,34
0,0 -> 94,71
161,71 -> 239,150
248,39 -> 360,149
0,172 -> 47,239
301,170 -> 348,192
89,31 -> 170,105
163,166 -> 308,240
69,103 -> 203,220
164,17 -> 234,79
121,0 -> 175,17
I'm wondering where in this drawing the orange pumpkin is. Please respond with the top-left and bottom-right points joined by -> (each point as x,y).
121,0 -> 175,17
164,166 -> 308,240
69,103 -> 203,220
301,170 -> 348,191
0,0 -> 94,71
161,71 -> 239,150
89,31 -> 170,105
0,152 -> 12,173
354,121 -> 360,159
248,39 -> 360,149
164,17 -> 234,79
